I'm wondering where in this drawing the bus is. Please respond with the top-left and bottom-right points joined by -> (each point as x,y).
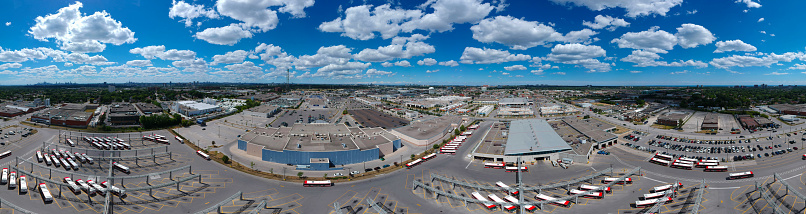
678,157 -> 697,162
729,171 -> 754,180
51,156 -> 61,167
44,155 -> 52,166
175,136 -> 183,143
302,180 -> 333,187
580,184 -> 612,193
643,191 -> 670,200
19,175 -> 27,193
653,182 -> 682,193
495,181 -> 519,195
75,179 -> 96,196
446,142 -> 461,147
454,136 -> 467,142
83,136 -> 91,142
673,160 -> 694,165
66,139 -> 75,147
803,154 -> 806,160
695,162 -> 718,168
505,166 -> 528,172
441,146 -> 458,150
157,139 -> 170,144
461,131 -> 473,136
118,142 -> 131,149
654,153 -> 673,161
87,180 -> 106,196
154,135 -> 166,140
59,158 -> 71,170
8,171 -> 16,189
649,158 -> 670,166
406,159 -> 422,168
488,193 -> 516,211
471,192 -> 497,210
63,177 -> 80,194
75,153 -> 86,163
196,150 -> 211,160
440,149 -> 456,154
39,183 -> 53,202
535,193 -> 570,207
704,166 -> 728,172
468,124 -> 479,130
36,150 -> 43,162
671,162 -> 693,170
700,159 -> 719,163
422,153 -> 437,161
484,162 -> 505,169
603,177 -> 632,184
569,189 -> 603,199
0,151 -> 11,160
635,197 -> 672,208
504,195 -> 536,211
67,158 -> 79,170
113,162 -> 130,174
100,181 -> 127,198
82,153 -> 94,164
1,168 -> 7,185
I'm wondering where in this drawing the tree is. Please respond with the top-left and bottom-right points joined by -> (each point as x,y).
583,115 -> 590,119
433,144 -> 440,150
343,110 -> 348,115
297,172 -> 304,177
324,173 -> 328,178
410,154 -> 416,160
454,128 -> 461,135
250,162 -> 255,170
212,141 -> 216,147
460,125 -> 466,132
221,155 -> 230,164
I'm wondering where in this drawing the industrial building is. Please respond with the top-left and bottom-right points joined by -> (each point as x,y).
390,116 -> 463,146
497,107 -> 534,117
701,113 -> 719,130
173,100 -> 221,116
31,103 -> 94,128
471,119 -> 572,162
135,103 -> 163,114
237,123 -> 402,170
108,103 -> 140,125
769,104 -> 806,116
656,111 -> 689,126
476,105 -> 494,116
243,105 -> 282,118
498,98 -> 529,107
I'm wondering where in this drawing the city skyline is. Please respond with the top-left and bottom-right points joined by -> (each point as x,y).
1,0 -> 804,86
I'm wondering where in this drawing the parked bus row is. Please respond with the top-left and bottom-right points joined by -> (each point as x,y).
1,168 -> 27,194
406,153 -> 438,169
633,182 -> 679,208
143,134 -> 170,144
62,177 -> 126,198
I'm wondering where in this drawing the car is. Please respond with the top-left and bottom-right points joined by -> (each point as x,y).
350,171 -> 360,175
333,173 -> 344,177
364,168 -> 372,172
382,164 -> 390,168
202,128 -> 206,130
765,153 -> 769,157
373,167 -> 381,171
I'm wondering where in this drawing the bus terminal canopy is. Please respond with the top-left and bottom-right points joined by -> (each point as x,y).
504,119 -> 572,156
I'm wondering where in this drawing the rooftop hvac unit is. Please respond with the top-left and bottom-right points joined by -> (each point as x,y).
296,144 -> 301,148
342,143 -> 346,148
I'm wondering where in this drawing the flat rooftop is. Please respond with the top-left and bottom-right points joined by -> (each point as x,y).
659,111 -> 688,121
703,113 -> 718,124
240,124 -> 398,152
562,118 -> 617,144
475,122 -> 508,155
246,105 -> 279,113
393,116 -> 461,140
504,119 -> 572,156
109,103 -> 137,113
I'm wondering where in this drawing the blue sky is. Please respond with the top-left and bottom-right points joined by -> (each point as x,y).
0,0 -> 804,86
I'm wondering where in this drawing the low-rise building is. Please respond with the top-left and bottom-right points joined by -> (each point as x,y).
243,105 -> 282,118
657,111 -> 688,127
173,101 -> 221,116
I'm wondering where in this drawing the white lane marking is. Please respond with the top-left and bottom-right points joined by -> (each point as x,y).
465,159 -> 474,169
643,176 -> 667,183
590,166 -> 597,171
783,173 -> 800,181
708,187 -> 741,190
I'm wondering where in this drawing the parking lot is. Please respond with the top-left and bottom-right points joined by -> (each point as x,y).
269,109 -> 336,127
348,109 -> 409,129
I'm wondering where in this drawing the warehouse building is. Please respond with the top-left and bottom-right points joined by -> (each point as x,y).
472,119 -> 572,162
701,113 -> 719,130
135,103 -> 163,114
31,103 -> 94,128
173,100 -> 221,116
657,111 -> 689,127
243,105 -> 281,118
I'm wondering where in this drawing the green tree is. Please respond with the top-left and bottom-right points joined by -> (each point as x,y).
433,144 -> 440,150
410,154 -> 416,160
460,125 -> 466,132
454,128 -> 461,135
221,155 -> 230,164
297,172 -> 304,177
343,110 -> 348,115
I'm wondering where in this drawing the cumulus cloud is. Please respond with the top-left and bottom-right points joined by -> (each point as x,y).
546,43 -> 610,72
670,70 -> 689,74
439,60 -> 459,67
194,24 -> 254,45
126,60 -> 152,67
611,26 -> 677,53
29,1 -> 136,53
471,16 -> 599,50
550,0 -> 683,17
675,24 -> 715,49
630,70 -> 642,73
621,50 -> 708,68
710,52 -> 803,69
504,64 -> 527,71
426,69 -> 439,73
313,61 -> 370,78
788,64 -> 806,70
191,0 -> 313,45
66,53 -> 114,65
211,50 -> 248,65
714,40 -> 757,53
130,45 -> 196,61
0,47 -> 49,62
459,47 -> 531,64
354,34 -> 435,62
366,68 -> 393,77
0,63 -> 22,70
531,70 -> 545,75
4,22 -> 8,26
736,0 -> 761,8
553,72 -> 566,75
417,58 -> 438,66
169,0 -> 219,27
582,15 -> 629,31
293,45 -> 352,70
765,71 -> 788,75
757,18 -> 764,22
395,60 -> 412,67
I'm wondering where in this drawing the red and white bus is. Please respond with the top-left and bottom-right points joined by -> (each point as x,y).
569,189 -> 603,199
504,195 -> 536,211
505,166 -> 527,172
495,181 -> 519,195
471,191 -> 497,210
649,158 -> 670,166
671,162 -> 693,170
440,149 -> 456,154
653,182 -> 682,193
729,171 -> 754,180
704,165 -> 728,172
62,177 -> 80,194
580,184 -> 611,193
468,124 -> 479,130
113,162 -> 130,174
175,136 -> 183,142
196,150 -> 211,160
39,183 -> 53,203
441,145 -> 458,150
695,162 -> 718,168
303,180 -> 333,187
603,177 -> 632,184
654,153 -> 673,161
484,162 -> 505,169
66,139 -> 75,147
35,151 -> 43,162
0,151 -> 10,160
643,191 -> 670,200
100,181 -> 127,198
461,131 -> 473,136
422,153 -> 437,161
535,194 -> 570,207
406,159 -> 423,168
488,194 -> 516,211
454,136 -> 467,142
673,160 -> 694,165
635,197 -> 672,208
446,143 -> 461,147
700,159 -> 719,163
677,157 -> 697,162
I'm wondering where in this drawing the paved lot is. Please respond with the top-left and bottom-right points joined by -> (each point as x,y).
269,109 -> 336,127
348,109 -> 409,129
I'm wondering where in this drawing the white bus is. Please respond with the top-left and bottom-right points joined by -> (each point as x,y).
303,180 -> 333,187
729,171 -> 754,180
643,191 -> 670,200
75,153 -> 86,163
677,157 -> 697,162
196,150 -> 211,160
441,145 -> 458,150
603,177 -> 632,184
440,149 -> 456,154
113,162 -> 130,174
700,159 -> 719,163
2,168 -> 9,185
461,131 -> 473,136
488,193 -> 516,211
649,158 -> 670,166
635,197 -> 672,208
100,181 -> 127,198
0,151 -> 13,160
580,184 -> 612,193
59,158 -> 71,170
504,195 -> 536,212
406,159 -> 423,168
67,158 -> 79,170
66,139 -> 75,147
87,180 -> 106,196
673,160 -> 694,165
36,150 -> 43,162
495,181 -> 519,195
535,193 -> 570,207
653,182 -> 682,193
569,189 -> 603,199
471,191 -> 496,210
75,179 -> 96,196
51,156 -> 61,167
175,136 -> 183,143
63,177 -> 80,194
654,153 -> 673,161
695,162 -> 718,168
44,155 -> 52,166
671,162 -> 693,170
82,153 -> 94,164
504,166 -> 528,172
704,166 -> 728,172
445,143 -> 461,147
39,183 -> 53,202
422,153 -> 437,161
19,175 -> 27,193
83,136 -> 91,142
118,142 -> 131,149
157,139 -> 170,144
8,171 -> 16,189
484,162 -> 505,169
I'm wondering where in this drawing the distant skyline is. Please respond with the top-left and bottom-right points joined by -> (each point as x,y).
1,0 -> 805,86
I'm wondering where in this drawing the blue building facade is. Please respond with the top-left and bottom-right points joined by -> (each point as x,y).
237,138 -> 402,169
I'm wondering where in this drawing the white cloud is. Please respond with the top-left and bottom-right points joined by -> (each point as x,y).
582,15 -> 629,31
504,64 -> 527,71
788,64 -> 806,70
714,40 -> 757,53
552,71 -> 566,75
426,69 -> 439,73
611,26 -> 677,53
66,53 -> 114,65
0,63 -> 22,70
172,58 -> 209,72
459,47 -> 531,64
546,43 -> 610,72
126,60 -> 152,67
501,72 -> 510,75
710,52 -> 803,69
531,70 -> 544,75
395,60 -> 412,67
314,61 -> 370,77
630,70 -> 642,73
194,24 -> 254,45
470,16 -> 563,50
0,47 -> 48,62
29,2 -> 136,53
4,22 -> 8,26
757,18 -> 764,22
417,58 -> 438,66
354,34 -> 435,62
736,0 -> 761,8
381,62 -> 393,67
562,29 -> 598,44
414,0 -> 495,32
130,45 -> 196,61
549,0 -> 683,17
293,45 -> 352,70
439,60 -> 459,67
621,50 -> 708,68
670,70 -> 689,74
366,68 -> 393,77
64,62 -> 73,67
765,71 -> 788,75
675,24 -> 715,49
211,50 -> 248,65
169,0 -> 219,27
